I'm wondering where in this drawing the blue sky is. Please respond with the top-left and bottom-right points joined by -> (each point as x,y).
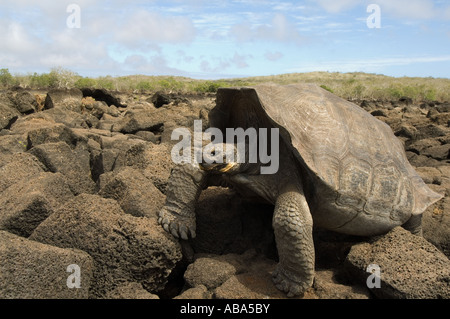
0,0 -> 449,79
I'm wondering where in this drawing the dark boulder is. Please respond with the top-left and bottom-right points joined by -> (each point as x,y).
0,172 -> 74,237
81,88 -> 126,108
0,230 -> 94,299
151,91 -> 171,108
344,227 -> 450,299
30,194 -> 183,298
9,90 -> 37,114
98,167 -> 166,219
44,88 -> 83,112
0,102 -> 20,131
29,141 -> 96,195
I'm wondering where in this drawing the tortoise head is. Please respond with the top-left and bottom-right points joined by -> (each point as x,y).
200,142 -> 251,175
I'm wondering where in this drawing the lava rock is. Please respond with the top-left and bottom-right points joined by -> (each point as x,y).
81,88 -> 126,108
44,88 -> 83,112
0,152 -> 46,193
184,255 -> 240,290
344,227 -> 450,299
9,90 -> 37,114
151,91 -> 171,108
105,282 -> 160,299
0,172 -> 74,237
0,230 -> 94,299
98,166 -> 166,219
0,102 -> 20,130
29,141 -> 96,195
174,285 -> 210,299
30,194 -> 182,298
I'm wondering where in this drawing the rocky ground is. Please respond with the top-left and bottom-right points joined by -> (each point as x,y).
0,87 -> 448,299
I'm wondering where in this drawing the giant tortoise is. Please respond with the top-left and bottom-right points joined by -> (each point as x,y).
158,83 -> 443,297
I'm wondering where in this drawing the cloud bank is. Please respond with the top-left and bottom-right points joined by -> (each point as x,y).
0,0 -> 449,78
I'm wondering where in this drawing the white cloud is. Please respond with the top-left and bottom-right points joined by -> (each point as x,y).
264,51 -> 283,61
230,53 -> 251,68
199,52 -> 252,73
315,0 -> 450,20
123,54 -> 184,75
272,2 -> 306,12
0,12 -> 120,74
288,55 -> 450,73
0,1 -> 199,75
230,13 -> 305,44
0,0 -> 448,78
375,0 -> 437,20
176,50 -> 195,64
316,0 -> 361,13
115,10 -> 196,47
200,59 -> 229,73
0,22 -> 39,54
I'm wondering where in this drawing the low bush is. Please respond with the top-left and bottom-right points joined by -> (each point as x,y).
4,68 -> 449,102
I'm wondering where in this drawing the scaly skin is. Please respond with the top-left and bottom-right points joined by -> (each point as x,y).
401,214 -> 423,236
158,163 -> 207,240
272,185 -> 315,297
159,142 -> 317,297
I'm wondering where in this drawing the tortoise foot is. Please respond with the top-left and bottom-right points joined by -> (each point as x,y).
272,265 -> 311,297
158,207 -> 196,240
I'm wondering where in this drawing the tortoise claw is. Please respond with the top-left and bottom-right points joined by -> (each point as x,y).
272,266 -> 309,297
158,207 -> 196,240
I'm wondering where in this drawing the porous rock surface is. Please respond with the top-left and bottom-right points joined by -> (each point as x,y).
345,227 -> 449,299
0,88 -> 448,299
29,193 -> 182,298
0,230 -> 94,299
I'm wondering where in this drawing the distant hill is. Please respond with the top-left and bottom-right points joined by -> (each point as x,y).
2,68 -> 449,102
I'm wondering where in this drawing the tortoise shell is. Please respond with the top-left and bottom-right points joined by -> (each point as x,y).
209,83 -> 442,235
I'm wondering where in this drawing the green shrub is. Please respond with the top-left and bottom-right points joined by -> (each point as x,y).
423,88 -> 437,101
0,68 -> 15,87
353,84 -> 365,99
156,77 -> 185,92
402,86 -> 420,100
49,67 -> 79,88
319,84 -> 334,93
387,87 -> 403,99
74,77 -> 97,88
96,77 -> 114,90
30,72 -> 58,88
136,81 -> 154,92
194,81 -> 223,93
2,68 -> 448,102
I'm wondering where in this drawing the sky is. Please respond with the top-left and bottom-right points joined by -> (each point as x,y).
0,0 -> 449,79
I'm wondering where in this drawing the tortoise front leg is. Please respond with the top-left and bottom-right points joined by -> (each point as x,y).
272,184 -> 315,297
158,163 -> 208,240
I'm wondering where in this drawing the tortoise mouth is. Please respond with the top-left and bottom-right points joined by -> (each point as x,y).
199,162 -> 238,173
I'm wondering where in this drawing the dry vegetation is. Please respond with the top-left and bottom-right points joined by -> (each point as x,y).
1,67 -> 449,102
230,72 -> 450,102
